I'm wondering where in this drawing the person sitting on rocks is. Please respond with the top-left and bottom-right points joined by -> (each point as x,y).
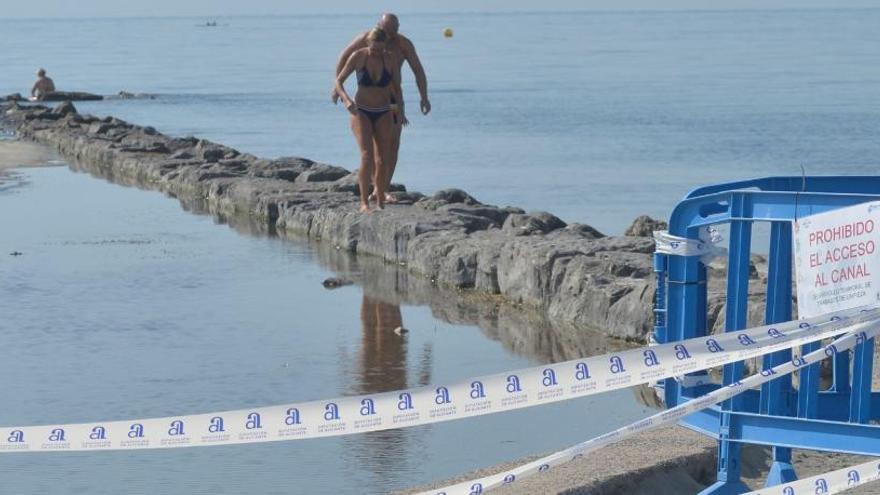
30,69 -> 56,101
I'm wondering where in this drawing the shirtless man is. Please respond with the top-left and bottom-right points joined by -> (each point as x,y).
332,13 -> 430,202
30,69 -> 56,100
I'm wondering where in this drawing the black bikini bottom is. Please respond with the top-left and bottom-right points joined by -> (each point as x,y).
357,105 -> 390,124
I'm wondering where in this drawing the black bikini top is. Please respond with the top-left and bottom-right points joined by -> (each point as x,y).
357,56 -> 392,88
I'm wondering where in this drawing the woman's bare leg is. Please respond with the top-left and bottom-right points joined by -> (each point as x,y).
384,122 -> 402,202
351,113 -> 375,212
371,112 -> 395,210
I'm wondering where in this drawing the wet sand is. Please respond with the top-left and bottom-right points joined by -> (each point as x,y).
0,138 -> 59,170
401,423 -> 880,495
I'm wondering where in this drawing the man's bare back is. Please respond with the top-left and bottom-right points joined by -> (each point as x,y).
31,69 -> 56,100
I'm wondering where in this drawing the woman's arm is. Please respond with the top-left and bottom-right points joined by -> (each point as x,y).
335,51 -> 362,114
332,33 -> 366,103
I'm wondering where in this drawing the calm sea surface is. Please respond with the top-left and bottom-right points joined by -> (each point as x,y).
0,166 -> 649,494
2,9 -> 879,234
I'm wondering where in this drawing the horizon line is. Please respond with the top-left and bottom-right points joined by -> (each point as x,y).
2,5 -> 879,21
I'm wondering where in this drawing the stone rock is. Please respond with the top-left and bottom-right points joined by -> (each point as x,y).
53,101 -> 77,117
3,93 -> 24,102
564,223 -> 605,239
117,142 -> 170,153
117,91 -> 157,100
415,188 -> 483,211
322,277 -> 353,289
625,215 -> 668,237
24,110 -> 61,121
38,91 -> 103,102
296,163 -> 349,183
202,147 -> 224,163
389,191 -> 425,204
171,150 -> 195,160
88,122 -> 113,135
502,211 -> 567,236
0,102 -> 672,343
431,188 -> 480,205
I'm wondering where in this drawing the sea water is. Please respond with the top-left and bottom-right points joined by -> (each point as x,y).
2,9 -> 879,234
0,167 -> 649,494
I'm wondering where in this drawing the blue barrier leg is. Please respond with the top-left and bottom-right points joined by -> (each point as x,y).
700,217 -> 752,495
665,227 -> 707,409
849,336 -> 875,423
797,341 -> 821,419
760,221 -> 796,487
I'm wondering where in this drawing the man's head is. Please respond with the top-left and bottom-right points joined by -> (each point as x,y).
378,13 -> 399,38
37,68 -> 46,78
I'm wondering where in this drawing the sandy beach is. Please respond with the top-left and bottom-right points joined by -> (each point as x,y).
399,423 -> 880,494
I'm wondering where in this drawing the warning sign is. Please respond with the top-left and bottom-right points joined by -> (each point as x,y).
794,201 -> 880,318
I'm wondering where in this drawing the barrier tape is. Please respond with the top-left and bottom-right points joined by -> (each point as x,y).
419,313 -> 880,495
747,458 -> 880,495
653,227 -> 726,262
0,308 -> 880,453
1,307 -> 876,453
1,305 -> 874,454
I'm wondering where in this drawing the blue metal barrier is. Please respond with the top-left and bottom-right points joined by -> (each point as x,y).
654,176 -> 880,494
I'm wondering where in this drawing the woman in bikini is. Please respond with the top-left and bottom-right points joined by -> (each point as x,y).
335,28 -> 404,212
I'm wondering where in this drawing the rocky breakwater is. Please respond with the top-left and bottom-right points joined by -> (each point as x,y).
2,100 -> 660,340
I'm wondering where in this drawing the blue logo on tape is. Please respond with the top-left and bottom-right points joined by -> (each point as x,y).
768,327 -> 785,338
398,393 -> 414,411
48,428 -> 65,442
168,420 -> 185,436
643,350 -> 660,367
609,356 -> 625,374
208,416 -> 225,433
848,470 -> 860,485
705,338 -> 724,353
673,344 -> 691,360
574,362 -> 591,380
435,386 -> 451,405
89,426 -> 107,440
324,403 -> 340,421
506,375 -> 522,393
246,412 -> 262,430
128,423 -> 144,438
360,399 -> 376,416
285,408 -> 302,426
470,381 -> 486,399
542,369 -> 558,387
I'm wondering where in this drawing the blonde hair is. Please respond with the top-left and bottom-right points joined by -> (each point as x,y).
367,28 -> 387,43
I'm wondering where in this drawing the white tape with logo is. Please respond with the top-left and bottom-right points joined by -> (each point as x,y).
654,227 -> 726,263
420,314 -> 880,495
1,308 -> 876,454
746,458 -> 880,495
0,307 -> 875,453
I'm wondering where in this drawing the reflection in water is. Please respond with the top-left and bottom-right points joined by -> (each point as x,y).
355,294 -> 434,394
344,294 -> 435,486
357,295 -> 408,393
66,157 -> 638,364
